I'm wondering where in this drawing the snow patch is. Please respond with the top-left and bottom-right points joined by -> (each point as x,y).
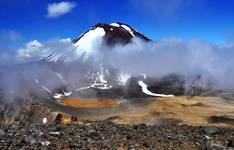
84,64 -> 113,90
138,81 -> 175,97
110,23 -> 120,27
53,93 -> 64,99
75,86 -> 91,91
53,90 -> 72,99
90,82 -> 112,89
140,73 -> 146,79
74,27 -> 105,59
63,91 -> 72,97
121,24 -> 135,37
117,73 -> 131,85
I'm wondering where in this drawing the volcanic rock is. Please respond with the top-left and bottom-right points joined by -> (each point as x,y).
1,123 -> 234,149
54,113 -> 63,124
0,129 -> 5,136
22,136 -> 36,145
206,141 -> 225,150
204,126 -> 219,134
228,137 -> 234,147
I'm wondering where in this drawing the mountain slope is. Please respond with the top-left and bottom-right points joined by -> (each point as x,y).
45,22 -> 150,62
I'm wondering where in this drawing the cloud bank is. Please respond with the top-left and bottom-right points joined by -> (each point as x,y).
47,1 -> 76,18
16,38 -> 74,62
1,35 -> 234,102
70,37 -> 234,90
3,36 -> 234,91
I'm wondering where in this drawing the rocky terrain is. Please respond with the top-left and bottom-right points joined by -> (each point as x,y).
1,121 -> 234,150
0,96 -> 234,149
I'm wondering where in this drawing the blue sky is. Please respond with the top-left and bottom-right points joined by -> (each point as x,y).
0,0 -> 234,48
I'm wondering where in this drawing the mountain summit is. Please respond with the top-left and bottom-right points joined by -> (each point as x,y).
45,22 -> 150,62
73,22 -> 150,46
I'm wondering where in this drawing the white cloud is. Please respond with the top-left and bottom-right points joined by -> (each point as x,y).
47,1 -> 76,18
16,38 -> 74,61
2,35 -> 234,90
59,38 -> 72,43
17,40 -> 46,59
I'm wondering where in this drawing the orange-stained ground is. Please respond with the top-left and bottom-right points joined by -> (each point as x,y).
62,97 -> 123,108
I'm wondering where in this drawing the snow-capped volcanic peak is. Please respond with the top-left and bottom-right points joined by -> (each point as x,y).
44,22 -> 150,62
73,22 -> 150,47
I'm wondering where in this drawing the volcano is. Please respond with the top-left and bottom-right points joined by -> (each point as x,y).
40,23 -> 214,100
42,23 -> 184,99
0,22 -> 215,104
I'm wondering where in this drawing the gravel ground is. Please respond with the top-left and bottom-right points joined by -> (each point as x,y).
1,122 -> 234,150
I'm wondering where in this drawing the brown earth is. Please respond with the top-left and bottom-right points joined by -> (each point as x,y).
60,96 -> 234,128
